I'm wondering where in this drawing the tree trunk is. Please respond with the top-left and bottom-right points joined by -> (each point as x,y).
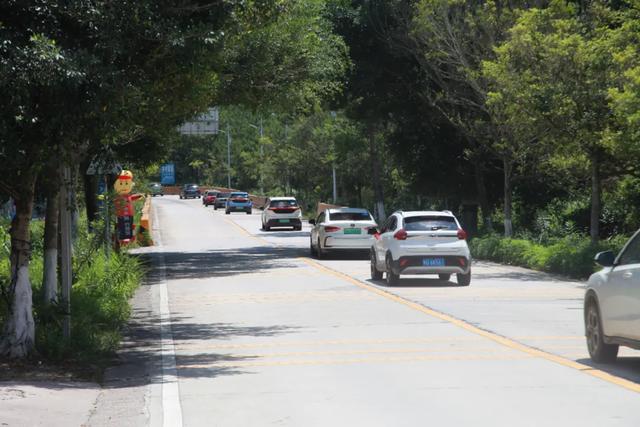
83,172 -> 99,225
590,154 -> 601,244
474,162 -> 493,232
368,126 -> 386,222
1,174 -> 37,358
43,186 -> 60,306
503,158 -> 513,238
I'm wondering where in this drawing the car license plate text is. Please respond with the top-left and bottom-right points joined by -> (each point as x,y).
422,257 -> 445,267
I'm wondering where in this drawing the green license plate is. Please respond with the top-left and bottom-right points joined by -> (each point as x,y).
344,228 -> 361,234
279,219 -> 290,223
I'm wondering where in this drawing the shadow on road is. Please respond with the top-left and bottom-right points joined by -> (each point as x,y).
575,357 -> 640,386
139,246 -> 309,282
365,278 -> 461,288
100,301 -> 300,388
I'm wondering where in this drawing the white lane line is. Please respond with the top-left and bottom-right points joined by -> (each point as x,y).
152,203 -> 184,427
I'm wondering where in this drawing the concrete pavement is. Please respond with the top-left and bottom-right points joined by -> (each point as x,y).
4,194 -> 639,426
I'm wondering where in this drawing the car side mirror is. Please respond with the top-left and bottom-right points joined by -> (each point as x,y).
309,219 -> 316,225
595,251 -> 615,267
367,227 -> 379,235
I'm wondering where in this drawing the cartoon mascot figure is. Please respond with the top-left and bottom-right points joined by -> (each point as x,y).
114,170 -> 142,245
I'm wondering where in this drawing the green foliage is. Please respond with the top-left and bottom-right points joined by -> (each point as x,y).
470,234 -> 628,278
0,216 -> 143,362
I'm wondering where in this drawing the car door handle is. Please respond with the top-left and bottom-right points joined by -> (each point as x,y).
623,271 -> 633,279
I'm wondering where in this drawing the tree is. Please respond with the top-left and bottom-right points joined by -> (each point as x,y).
483,0 -> 637,242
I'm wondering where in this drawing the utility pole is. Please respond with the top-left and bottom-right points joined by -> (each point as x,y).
226,123 -> 232,189
330,111 -> 338,204
59,166 -> 72,339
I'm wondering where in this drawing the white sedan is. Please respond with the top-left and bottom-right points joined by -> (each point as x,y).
584,230 -> 640,362
309,208 -> 377,259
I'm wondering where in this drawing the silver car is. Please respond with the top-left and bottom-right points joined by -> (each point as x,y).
584,230 -> 640,362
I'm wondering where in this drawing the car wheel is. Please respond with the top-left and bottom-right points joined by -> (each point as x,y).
386,255 -> 399,286
214,206 -> 217,210
317,239 -> 325,259
294,226 -> 302,231
225,210 -> 230,215
456,272 -> 471,286
246,210 -> 251,215
370,251 -> 383,280
585,301 -> 618,363
310,238 -> 317,257
439,273 -> 451,281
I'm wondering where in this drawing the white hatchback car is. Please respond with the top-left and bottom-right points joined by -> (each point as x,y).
584,231 -> 640,363
261,197 -> 302,231
370,211 -> 471,286
309,208 -> 377,258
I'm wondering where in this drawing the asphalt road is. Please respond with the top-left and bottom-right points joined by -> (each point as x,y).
136,196 -> 640,426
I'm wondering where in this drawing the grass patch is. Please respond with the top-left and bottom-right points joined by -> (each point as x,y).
1,213 -> 144,369
470,234 -> 628,278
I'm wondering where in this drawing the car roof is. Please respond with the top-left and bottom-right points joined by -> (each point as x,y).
397,210 -> 455,218
269,197 -> 296,201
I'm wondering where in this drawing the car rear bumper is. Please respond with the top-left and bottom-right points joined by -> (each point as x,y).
266,218 -> 301,227
392,255 -> 470,275
227,205 -> 252,211
324,236 -> 374,249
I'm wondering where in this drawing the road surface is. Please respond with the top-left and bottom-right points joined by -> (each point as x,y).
93,195 -> 640,427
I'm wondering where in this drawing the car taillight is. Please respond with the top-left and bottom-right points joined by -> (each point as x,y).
394,229 -> 408,240
457,229 -> 467,240
324,226 -> 341,233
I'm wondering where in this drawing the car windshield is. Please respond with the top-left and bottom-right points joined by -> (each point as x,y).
329,211 -> 372,221
270,200 -> 297,207
404,216 -> 457,231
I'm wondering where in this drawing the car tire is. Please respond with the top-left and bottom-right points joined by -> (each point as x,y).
439,273 -> 451,281
456,272 -> 471,286
370,251 -> 383,280
310,238 -> 317,257
214,206 -> 217,210
225,210 -> 230,215
386,255 -> 399,286
585,301 -> 619,363
246,210 -> 251,215
294,226 -> 302,231
317,239 -> 325,259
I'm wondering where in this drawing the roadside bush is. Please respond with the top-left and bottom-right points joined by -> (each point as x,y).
0,215 -> 144,363
470,233 -> 628,278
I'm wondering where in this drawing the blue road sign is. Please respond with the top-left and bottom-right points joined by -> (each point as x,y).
160,163 -> 176,185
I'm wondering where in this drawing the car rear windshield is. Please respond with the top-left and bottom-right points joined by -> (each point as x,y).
329,212 -> 372,221
404,216 -> 457,231
270,200 -> 297,207
230,193 -> 248,197
218,193 -> 230,198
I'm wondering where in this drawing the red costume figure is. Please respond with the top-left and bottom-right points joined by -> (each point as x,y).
114,170 -> 142,244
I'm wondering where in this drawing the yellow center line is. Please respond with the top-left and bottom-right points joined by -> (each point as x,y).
220,213 -> 640,393
300,257 -> 640,394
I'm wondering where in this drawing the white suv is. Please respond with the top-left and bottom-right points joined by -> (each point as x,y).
261,197 -> 302,231
370,211 -> 471,286
584,230 -> 640,363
